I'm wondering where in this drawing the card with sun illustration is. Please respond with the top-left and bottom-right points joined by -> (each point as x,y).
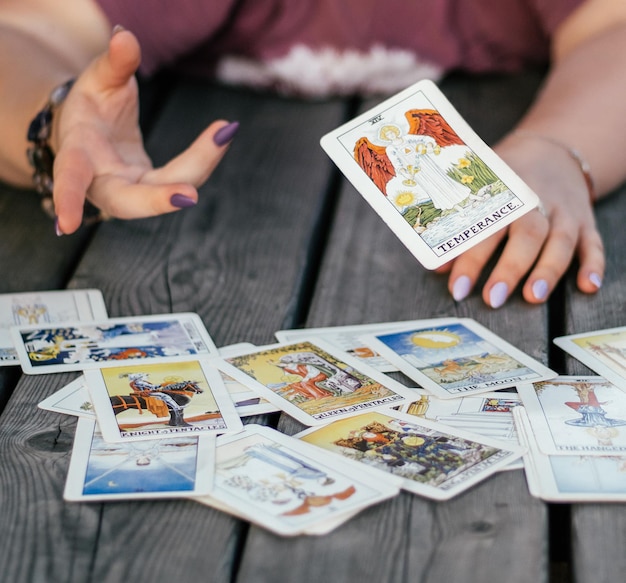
321,79 -> 539,270
361,317 -> 556,399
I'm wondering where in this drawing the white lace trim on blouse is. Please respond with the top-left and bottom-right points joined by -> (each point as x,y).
215,44 -> 443,97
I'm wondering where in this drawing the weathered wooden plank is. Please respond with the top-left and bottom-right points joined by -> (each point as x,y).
561,188 -> 626,364
0,184 -> 98,578
0,184 -> 96,294
0,184 -> 97,411
236,494 -> 416,583
237,73 -> 549,583
561,185 -> 626,583
408,470 -> 547,583
0,372 -> 100,582
571,502 -> 626,583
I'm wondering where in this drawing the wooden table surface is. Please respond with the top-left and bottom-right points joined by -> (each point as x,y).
1,71 -> 625,583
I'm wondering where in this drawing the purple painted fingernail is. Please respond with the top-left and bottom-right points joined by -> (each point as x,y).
452,275 -> 471,302
589,272 -> 602,289
213,122 -> 239,146
54,217 -> 64,237
489,282 -> 509,309
532,279 -> 549,301
170,193 -> 196,208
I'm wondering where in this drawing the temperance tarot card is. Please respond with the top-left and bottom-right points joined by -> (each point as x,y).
321,79 -> 539,269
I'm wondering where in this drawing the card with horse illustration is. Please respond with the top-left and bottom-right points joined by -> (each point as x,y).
84,359 -> 242,442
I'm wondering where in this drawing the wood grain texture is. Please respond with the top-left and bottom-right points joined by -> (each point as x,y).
562,184 -> 626,583
0,372 -> 98,582
0,185 -> 96,294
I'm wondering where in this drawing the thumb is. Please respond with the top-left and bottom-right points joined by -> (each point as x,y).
83,28 -> 142,92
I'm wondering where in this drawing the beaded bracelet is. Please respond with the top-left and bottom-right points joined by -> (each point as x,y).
26,79 -> 102,224
511,129 -> 596,204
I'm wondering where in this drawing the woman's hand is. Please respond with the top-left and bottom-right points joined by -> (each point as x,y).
53,28 -> 238,234
439,132 -> 604,307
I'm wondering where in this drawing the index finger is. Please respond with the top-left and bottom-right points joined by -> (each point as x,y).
53,146 -> 94,234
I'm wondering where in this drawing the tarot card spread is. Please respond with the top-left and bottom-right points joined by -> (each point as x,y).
321,79 -> 539,269
39,344 -> 280,419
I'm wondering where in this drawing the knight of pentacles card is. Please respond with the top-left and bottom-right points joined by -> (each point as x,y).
321,80 -> 539,269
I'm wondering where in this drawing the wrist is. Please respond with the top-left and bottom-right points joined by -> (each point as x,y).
508,129 -> 596,205
26,78 -> 75,218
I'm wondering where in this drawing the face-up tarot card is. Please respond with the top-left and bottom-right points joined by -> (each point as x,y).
553,326 -> 626,390
64,418 -> 214,501
296,410 -> 523,500
212,339 -> 418,426
196,424 -> 399,536
84,359 -> 242,442
517,376 -> 626,456
514,407 -> 626,502
0,289 -> 107,366
320,79 -> 539,269
11,312 -> 217,374
362,317 -> 556,398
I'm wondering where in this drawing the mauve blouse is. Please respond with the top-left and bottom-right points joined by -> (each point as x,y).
95,0 -> 585,81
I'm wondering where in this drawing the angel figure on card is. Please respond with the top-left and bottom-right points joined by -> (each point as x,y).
354,109 -> 499,230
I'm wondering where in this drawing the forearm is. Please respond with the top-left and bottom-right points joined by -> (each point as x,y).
507,22 -> 626,199
0,1 -> 110,186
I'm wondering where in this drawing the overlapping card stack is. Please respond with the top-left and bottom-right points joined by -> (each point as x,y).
513,324 -> 626,501
1,290 -> 402,534
7,289 -> 626,535
3,291 -> 530,535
